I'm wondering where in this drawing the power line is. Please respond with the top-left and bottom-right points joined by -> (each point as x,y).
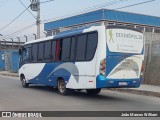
0,5 -> 30,31
40,0 -> 54,4
2,0 -> 125,38
18,0 -> 36,20
0,0 -> 4,3
43,0 -> 156,23
0,0 -> 9,8
1,23 -> 36,39
1,0 -> 54,39
2,31 -> 46,42
115,0 -> 156,10
0,0 -> 7,4
1,0 -> 157,40
79,0 -> 129,13
43,0 -> 129,23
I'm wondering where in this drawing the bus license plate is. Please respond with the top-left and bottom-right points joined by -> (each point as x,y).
119,82 -> 127,86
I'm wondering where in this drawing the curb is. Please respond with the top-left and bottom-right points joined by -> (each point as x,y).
108,88 -> 160,98
0,73 -> 19,77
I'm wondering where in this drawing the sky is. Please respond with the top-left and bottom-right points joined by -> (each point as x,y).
0,0 -> 159,42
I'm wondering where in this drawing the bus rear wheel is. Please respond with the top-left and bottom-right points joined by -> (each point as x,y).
21,76 -> 29,88
86,88 -> 101,95
58,80 -> 70,95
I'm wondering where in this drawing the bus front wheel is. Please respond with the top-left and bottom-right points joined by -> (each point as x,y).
86,88 -> 101,95
21,76 -> 29,88
58,79 -> 70,95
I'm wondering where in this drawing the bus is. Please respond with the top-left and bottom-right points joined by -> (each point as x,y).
19,25 -> 144,95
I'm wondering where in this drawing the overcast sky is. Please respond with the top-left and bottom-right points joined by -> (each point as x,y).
0,0 -> 159,41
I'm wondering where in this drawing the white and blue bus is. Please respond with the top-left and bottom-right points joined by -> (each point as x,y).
19,25 -> 144,95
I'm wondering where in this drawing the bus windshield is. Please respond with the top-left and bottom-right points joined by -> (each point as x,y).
106,28 -> 144,54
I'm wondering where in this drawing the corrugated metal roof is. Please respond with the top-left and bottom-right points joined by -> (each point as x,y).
44,9 -> 160,31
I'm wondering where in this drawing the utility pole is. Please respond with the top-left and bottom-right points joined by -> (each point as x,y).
30,0 -> 54,39
37,0 -> 40,39
30,0 -> 40,40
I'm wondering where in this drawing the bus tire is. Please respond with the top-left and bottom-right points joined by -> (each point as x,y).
21,75 -> 29,88
58,79 -> 69,95
76,89 -> 82,92
86,88 -> 101,95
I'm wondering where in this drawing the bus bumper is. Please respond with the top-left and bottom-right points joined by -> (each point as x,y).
96,75 -> 142,88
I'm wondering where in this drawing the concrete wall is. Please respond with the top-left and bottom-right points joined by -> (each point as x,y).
143,33 -> 160,85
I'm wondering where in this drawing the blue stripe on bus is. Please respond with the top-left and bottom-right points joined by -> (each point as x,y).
105,48 -> 144,76
28,62 -> 73,86
96,75 -> 141,88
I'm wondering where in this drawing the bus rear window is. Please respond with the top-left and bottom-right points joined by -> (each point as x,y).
106,28 -> 144,54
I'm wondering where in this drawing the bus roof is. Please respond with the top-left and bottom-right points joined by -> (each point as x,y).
24,25 -> 95,45
24,25 -> 142,45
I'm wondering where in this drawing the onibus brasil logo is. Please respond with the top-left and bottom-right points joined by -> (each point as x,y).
108,30 -> 114,43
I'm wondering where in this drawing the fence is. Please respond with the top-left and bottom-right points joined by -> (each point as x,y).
0,50 -> 5,70
0,50 -> 19,73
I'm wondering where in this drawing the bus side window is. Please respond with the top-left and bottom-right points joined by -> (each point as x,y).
51,41 -> 56,61
38,42 -> 44,62
55,40 -> 62,61
70,37 -> 76,61
76,34 -> 87,61
44,41 -> 51,61
86,32 -> 98,60
22,49 -> 26,63
61,37 -> 71,61
26,47 -> 31,62
31,43 -> 38,62
22,47 -> 31,63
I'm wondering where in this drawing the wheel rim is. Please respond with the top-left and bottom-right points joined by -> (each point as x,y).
22,78 -> 26,86
59,82 -> 65,93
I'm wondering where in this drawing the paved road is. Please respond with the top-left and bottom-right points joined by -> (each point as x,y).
0,75 -> 160,120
